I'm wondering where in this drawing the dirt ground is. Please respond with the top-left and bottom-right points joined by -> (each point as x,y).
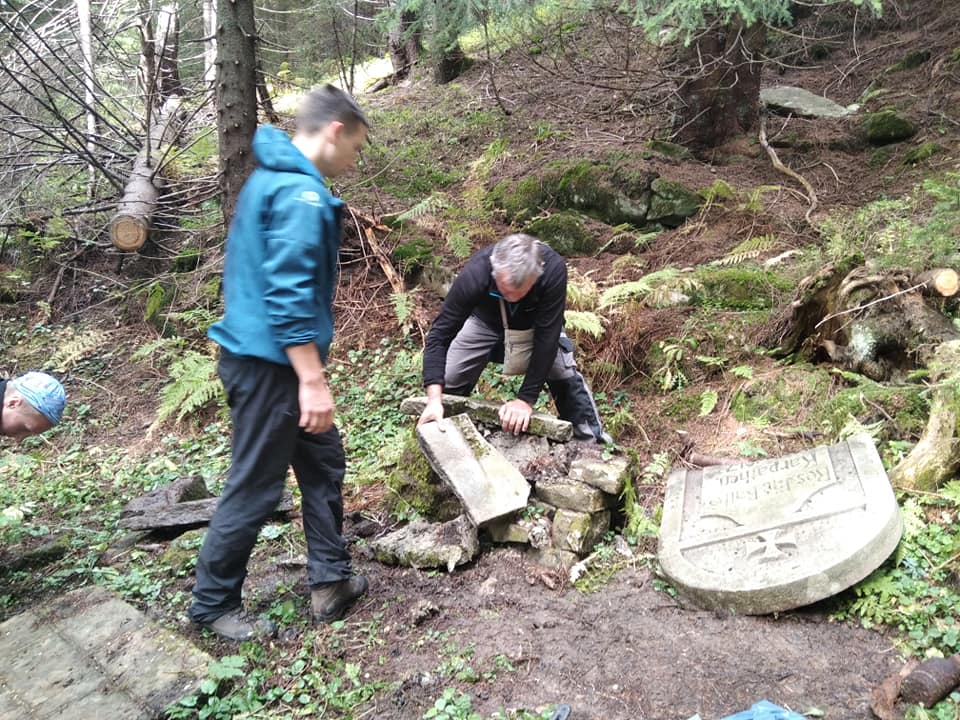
211,529 -> 899,720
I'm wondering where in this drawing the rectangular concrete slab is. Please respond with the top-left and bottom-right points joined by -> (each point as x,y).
0,586 -> 212,720
417,413 -> 531,526
402,395 -> 573,442
658,434 -> 902,615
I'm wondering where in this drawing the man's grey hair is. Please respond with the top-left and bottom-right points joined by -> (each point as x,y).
297,84 -> 369,134
490,234 -> 544,288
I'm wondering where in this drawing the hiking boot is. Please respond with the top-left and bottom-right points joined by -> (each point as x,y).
199,608 -> 277,642
311,575 -> 368,623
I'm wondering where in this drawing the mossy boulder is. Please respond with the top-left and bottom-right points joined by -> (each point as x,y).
384,430 -> 462,522
159,529 -> 204,573
553,162 -> 651,226
888,50 -> 931,73
647,179 -> 702,227
487,160 -> 658,229
487,176 -> 547,224
644,140 -> 694,160
903,142 -> 942,165
525,211 -> 598,257
693,266 -> 794,310
861,110 -> 916,146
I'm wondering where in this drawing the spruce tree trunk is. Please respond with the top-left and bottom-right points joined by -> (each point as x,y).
434,42 -> 467,84
216,0 -> 258,225
388,9 -> 420,80
156,4 -> 182,101
202,0 -> 217,84
674,19 -> 766,151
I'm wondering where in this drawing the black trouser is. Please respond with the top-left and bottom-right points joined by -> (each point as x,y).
443,317 -> 610,442
189,351 -> 351,624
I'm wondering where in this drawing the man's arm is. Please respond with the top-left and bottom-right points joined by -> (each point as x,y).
516,260 -> 567,405
286,344 -> 334,434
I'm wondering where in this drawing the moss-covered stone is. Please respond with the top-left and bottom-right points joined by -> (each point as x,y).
392,236 -> 435,273
692,266 -> 794,311
487,176 -> 546,223
525,211 -> 598,257
553,162 -> 651,226
159,529 -> 204,573
862,110 -> 916,146
868,146 -> 894,169
903,142 -> 942,165
888,50 -> 931,73
730,365 -> 835,427
647,179 -> 702,227
951,48 -> 960,64
644,140 -> 694,160
384,430 -> 462,522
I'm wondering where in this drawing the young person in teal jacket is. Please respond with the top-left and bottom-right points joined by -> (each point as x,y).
189,85 -> 369,642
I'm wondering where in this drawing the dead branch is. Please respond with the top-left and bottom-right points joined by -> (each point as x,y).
759,113 -> 817,224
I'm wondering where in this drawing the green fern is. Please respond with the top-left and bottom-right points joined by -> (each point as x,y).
599,268 -> 680,308
564,310 -> 604,338
566,270 -> 600,310
390,290 -> 413,329
46,327 -> 111,372
699,390 -> 719,416
131,336 -> 185,364
940,480 -> 960,509
710,235 -> 777,267
151,350 -> 224,432
395,193 -> 449,223
838,413 -> 884,442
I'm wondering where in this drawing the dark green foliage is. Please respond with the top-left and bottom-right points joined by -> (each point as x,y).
862,110 -> 917,146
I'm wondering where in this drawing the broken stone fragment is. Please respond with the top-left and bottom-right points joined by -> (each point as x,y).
417,413 -> 530,526
552,509 -> 610,555
533,477 -> 616,513
401,394 -> 573,442
527,546 -> 579,570
368,515 -> 479,572
568,456 -> 629,495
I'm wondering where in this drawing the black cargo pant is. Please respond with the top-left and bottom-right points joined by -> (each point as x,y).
189,350 -> 351,624
443,316 -> 610,443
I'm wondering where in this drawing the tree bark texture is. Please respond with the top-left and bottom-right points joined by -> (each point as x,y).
216,0 -> 258,226
110,98 -> 186,251
75,0 -> 97,197
434,42 -> 468,84
674,19 -> 766,151
388,9 -> 420,80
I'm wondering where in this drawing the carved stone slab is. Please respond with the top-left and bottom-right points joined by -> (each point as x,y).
417,413 -> 530,526
0,586 -> 210,718
658,434 -> 902,615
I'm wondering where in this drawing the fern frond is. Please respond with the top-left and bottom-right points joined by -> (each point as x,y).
395,193 -> 449,223
564,310 -> 605,338
710,235 -> 778,267
566,269 -> 600,310
600,268 -> 700,309
699,390 -> 719,416
390,290 -> 413,330
150,350 -> 224,432
46,327 -> 111,372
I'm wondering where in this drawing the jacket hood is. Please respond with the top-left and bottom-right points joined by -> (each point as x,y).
252,125 -> 322,179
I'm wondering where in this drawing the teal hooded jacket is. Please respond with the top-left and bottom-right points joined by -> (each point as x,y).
208,125 -> 343,365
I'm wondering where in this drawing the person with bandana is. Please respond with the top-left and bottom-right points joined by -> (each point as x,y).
0,372 -> 67,441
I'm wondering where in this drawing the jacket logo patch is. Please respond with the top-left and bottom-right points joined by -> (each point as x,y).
297,190 -> 322,206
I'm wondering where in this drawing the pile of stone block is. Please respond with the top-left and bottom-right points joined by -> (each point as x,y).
369,395 -> 630,571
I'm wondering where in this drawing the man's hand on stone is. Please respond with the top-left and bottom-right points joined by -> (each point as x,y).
417,398 -> 445,428
499,399 -> 532,435
299,379 -> 334,434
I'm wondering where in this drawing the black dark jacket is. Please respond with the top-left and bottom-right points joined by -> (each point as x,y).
422,244 -> 566,404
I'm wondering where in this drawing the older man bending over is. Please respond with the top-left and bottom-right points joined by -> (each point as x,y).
1,372 -> 67,441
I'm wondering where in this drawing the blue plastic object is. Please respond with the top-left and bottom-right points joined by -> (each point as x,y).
719,700 -> 808,720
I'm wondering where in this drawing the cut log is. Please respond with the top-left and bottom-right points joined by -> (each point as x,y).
110,97 -> 186,251
915,268 -> 959,297
899,655 -> 960,708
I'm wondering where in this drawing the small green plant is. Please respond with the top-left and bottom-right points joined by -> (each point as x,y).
736,440 -> 768,458
699,389 -> 719,416
424,688 -> 482,720
653,337 -> 697,392
710,235 -> 778,267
